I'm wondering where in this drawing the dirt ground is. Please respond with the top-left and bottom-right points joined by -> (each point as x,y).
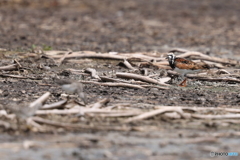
0,0 -> 240,160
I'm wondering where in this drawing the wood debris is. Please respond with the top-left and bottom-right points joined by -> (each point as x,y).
1,49 -> 240,133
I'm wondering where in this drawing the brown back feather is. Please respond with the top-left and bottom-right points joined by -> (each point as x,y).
175,58 -> 210,70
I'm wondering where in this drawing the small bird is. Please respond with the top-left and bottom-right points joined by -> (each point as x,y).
166,53 -> 210,87
55,79 -> 87,104
7,102 -> 42,119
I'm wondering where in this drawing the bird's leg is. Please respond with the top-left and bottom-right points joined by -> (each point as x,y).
78,91 -> 87,105
179,78 -> 188,87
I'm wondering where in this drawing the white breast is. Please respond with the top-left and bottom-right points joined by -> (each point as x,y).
174,68 -> 201,77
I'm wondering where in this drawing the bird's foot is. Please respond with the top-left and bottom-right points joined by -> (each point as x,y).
179,78 -> 187,87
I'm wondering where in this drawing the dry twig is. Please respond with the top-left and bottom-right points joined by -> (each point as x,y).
186,74 -> 240,83
81,81 -> 145,89
0,64 -> 18,71
29,92 -> 51,108
178,51 -> 239,66
49,52 -> 125,60
91,98 -> 110,109
122,59 -> 138,71
85,68 -> 100,79
0,74 -> 39,80
32,116 -> 130,131
141,85 -> 169,90
116,72 -> 169,86
100,76 -> 129,83
56,51 -> 72,66
41,100 -> 67,110
192,114 -> 240,119
124,107 -> 187,123
86,112 -> 141,118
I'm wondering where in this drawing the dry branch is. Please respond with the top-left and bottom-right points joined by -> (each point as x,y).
49,52 -> 125,60
186,74 -> 240,83
29,92 -> 51,108
155,105 -> 240,113
85,68 -> 100,79
178,51 -> 239,66
122,59 -> 138,71
204,61 -> 226,69
36,108 -> 133,115
192,114 -> 240,119
67,68 -> 85,75
31,116 -> 130,131
41,100 -> 67,110
81,81 -> 145,89
0,74 -> 39,80
91,98 -> 110,109
124,107 -> 186,123
56,51 -> 72,66
86,112 -> 141,118
184,137 -> 218,144
36,109 -> 83,115
0,64 -> 18,71
116,72 -> 169,86
139,62 -> 170,69
141,85 -> 169,90
14,59 -> 22,68
27,118 -> 45,132
100,76 -> 129,83
46,51 -> 161,62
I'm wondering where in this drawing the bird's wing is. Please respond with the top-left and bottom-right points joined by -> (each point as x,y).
175,58 -> 198,70
175,58 -> 210,70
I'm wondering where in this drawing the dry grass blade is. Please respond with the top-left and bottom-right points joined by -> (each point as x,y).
124,107 -> 185,123
116,72 -> 169,86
